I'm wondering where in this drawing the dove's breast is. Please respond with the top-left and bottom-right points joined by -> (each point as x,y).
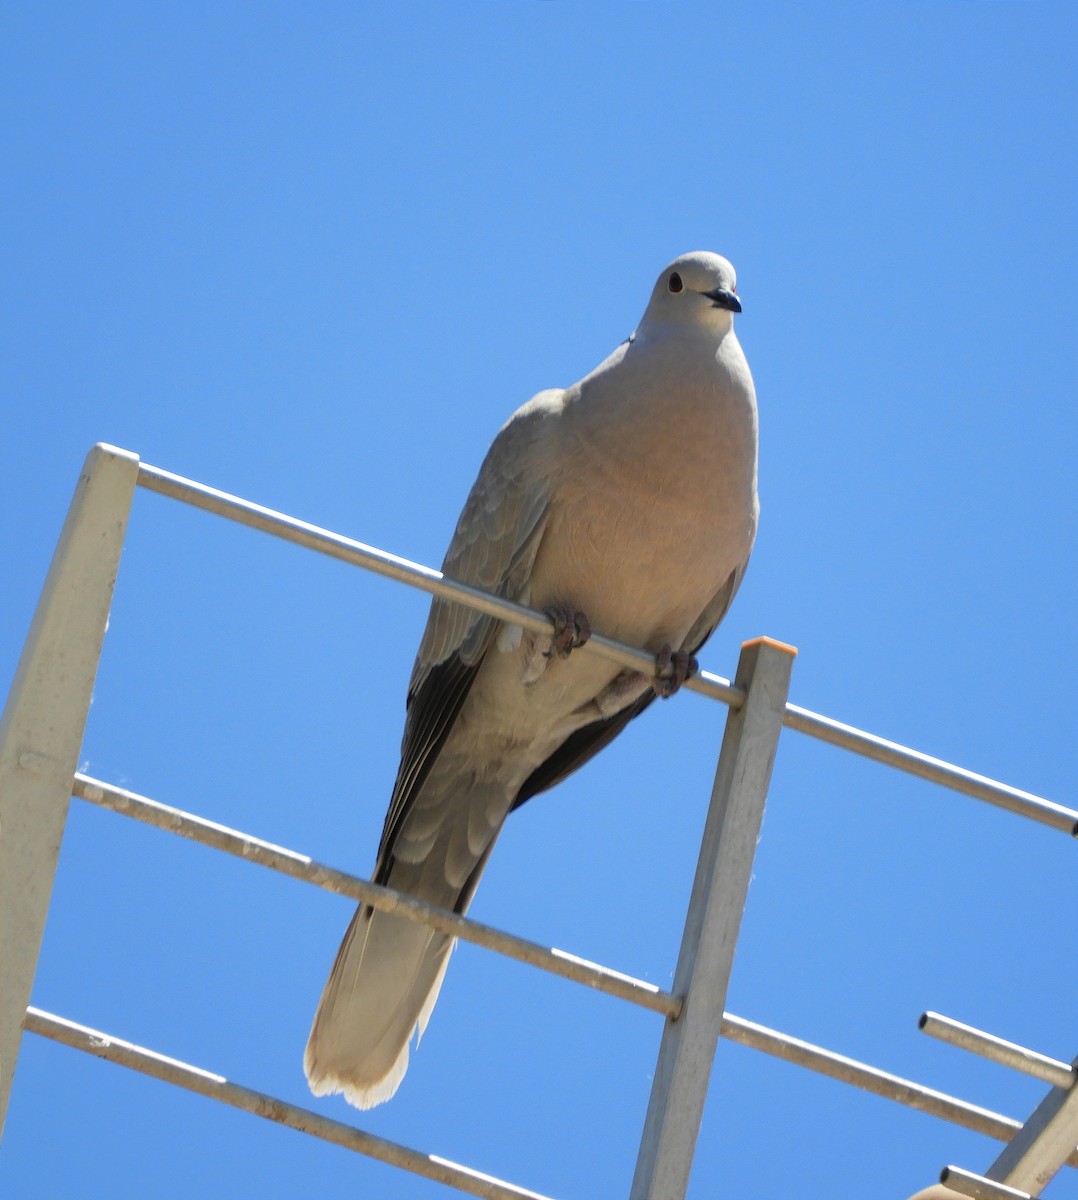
527,337 -> 758,650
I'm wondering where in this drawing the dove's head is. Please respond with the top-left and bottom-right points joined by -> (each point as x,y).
640,251 -> 742,335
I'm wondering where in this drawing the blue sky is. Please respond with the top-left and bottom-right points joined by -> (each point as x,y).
2,4 -> 1075,1198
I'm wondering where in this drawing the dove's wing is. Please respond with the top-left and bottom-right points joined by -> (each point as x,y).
372,391 -> 561,877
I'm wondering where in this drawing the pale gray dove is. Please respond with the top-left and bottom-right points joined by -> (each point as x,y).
305,251 -> 759,1108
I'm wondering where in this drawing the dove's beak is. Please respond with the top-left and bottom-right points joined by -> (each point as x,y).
705,287 -> 741,313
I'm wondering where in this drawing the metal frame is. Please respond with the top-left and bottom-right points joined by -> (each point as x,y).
1,443 -> 1075,1197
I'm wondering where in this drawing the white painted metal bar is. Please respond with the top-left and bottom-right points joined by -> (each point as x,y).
134,459 -> 1078,836
983,1052 -> 1078,1195
70,773 -> 679,1018
920,1012 -> 1076,1090
631,638 -> 796,1200
23,1009 -> 557,1200
134,461 -> 744,707
70,774 -> 1071,1161
0,444 -> 139,1134
938,1166 -> 1032,1200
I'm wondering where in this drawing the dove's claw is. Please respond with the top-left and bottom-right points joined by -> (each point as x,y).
544,605 -> 591,658
653,644 -> 698,698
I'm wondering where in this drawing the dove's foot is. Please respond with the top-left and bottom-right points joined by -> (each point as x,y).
543,605 -> 591,659
652,644 -> 698,698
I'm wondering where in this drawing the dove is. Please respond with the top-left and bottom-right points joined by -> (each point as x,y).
305,251 -> 759,1109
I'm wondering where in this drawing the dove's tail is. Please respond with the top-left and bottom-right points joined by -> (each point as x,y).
303,901 -> 456,1109
304,791 -> 504,1110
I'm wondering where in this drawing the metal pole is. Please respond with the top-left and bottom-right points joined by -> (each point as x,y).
919,1012 -> 1076,1090
23,1008 -> 557,1200
134,459 -> 1077,835
0,444 -> 139,1135
983,1052 -> 1078,1195
938,1166 -> 1032,1200
630,637 -> 796,1200
135,461 -> 744,708
70,773 -> 680,1018
719,1014 -> 1067,1158
782,703 -> 1078,836
70,773 -> 1066,1159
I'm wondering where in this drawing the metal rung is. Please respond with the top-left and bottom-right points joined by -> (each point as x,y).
940,1165 -> 1033,1200
135,462 -> 745,707
72,773 -> 1077,1167
920,1012 -> 1076,1090
23,1008 -> 556,1200
135,459 -> 1078,836
71,773 -> 679,1018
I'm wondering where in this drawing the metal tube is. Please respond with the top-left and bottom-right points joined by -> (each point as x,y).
719,1015 -> 1077,1168
135,460 -> 1078,837
983,1051 -> 1078,1194
938,1166 -> 1032,1200
71,773 -> 680,1019
135,461 -> 744,708
67,774 -> 1078,1171
23,1008 -> 557,1200
632,638 -> 796,1199
783,703 -> 1078,836
0,444 -> 139,1138
920,1012 -> 1076,1089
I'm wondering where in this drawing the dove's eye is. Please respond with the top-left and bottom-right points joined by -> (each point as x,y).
668,272 -> 683,293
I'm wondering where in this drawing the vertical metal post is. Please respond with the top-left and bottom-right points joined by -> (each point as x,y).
630,636 -> 796,1200
0,444 -> 139,1135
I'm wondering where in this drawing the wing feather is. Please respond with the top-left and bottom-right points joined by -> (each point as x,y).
374,393 -> 561,873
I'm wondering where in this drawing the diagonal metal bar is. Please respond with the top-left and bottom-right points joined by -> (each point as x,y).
721,1015 -> 1077,1168
135,459 -> 1078,836
23,1008 -> 557,1200
71,773 -> 679,1018
782,704 -> 1078,836
135,461 -> 744,707
920,1012 -> 1076,1090
70,774 -> 1078,1169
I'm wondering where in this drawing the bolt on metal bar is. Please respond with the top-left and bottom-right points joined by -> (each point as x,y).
135,459 -> 1078,837
939,1166 -> 1032,1200
71,773 -> 679,1019
69,774 -> 1078,1171
134,461 -> 744,708
920,1012 -> 1076,1090
23,1008 -> 558,1200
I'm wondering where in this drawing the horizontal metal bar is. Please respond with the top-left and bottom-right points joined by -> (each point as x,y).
23,1008 -> 556,1200
720,1014 -> 1078,1169
920,1012 -> 1076,1090
62,778 -> 1078,1173
939,1166 -> 1032,1200
71,773 -> 680,1019
782,702 -> 1078,837
135,462 -> 744,708
135,460 -> 1077,837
